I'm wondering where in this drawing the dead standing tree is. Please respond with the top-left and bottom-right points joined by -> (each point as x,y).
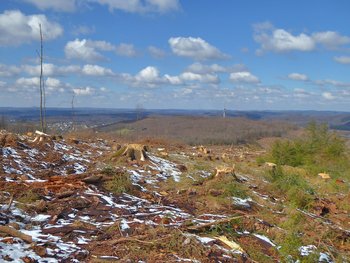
38,23 -> 46,133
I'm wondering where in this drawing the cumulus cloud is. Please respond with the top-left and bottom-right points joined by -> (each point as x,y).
293,88 -> 312,98
0,10 -> 63,46
115,43 -> 137,57
65,39 -> 137,61
65,39 -> 107,61
148,46 -> 166,58
312,31 -> 350,49
119,65 -> 221,88
0,64 -> 21,77
254,26 -> 314,53
130,66 -> 166,88
253,22 -> 350,54
334,56 -> 350,64
82,64 -> 114,76
91,0 -> 180,13
186,63 -> 227,74
288,73 -> 309,81
22,0 -> 77,12
15,77 -> 40,86
22,63 -> 81,76
322,92 -> 336,100
315,79 -> 350,88
179,72 -> 219,84
72,25 -> 96,36
169,37 -> 230,60
229,71 -> 260,83
73,86 -> 95,96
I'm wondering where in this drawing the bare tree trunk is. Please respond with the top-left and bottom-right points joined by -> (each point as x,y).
71,93 -> 75,131
39,23 -> 44,132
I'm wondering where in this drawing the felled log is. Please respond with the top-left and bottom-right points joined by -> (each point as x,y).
186,216 -> 243,232
0,225 -> 33,243
82,174 -> 103,184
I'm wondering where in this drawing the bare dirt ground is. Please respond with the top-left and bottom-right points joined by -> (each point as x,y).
0,130 -> 349,262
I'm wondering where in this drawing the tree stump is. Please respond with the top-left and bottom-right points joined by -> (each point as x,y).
112,144 -> 149,161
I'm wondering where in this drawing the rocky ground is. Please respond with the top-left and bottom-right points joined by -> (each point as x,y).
0,130 -> 349,262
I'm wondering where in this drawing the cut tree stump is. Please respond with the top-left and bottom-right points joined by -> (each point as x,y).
30,130 -> 51,144
112,144 -> 149,161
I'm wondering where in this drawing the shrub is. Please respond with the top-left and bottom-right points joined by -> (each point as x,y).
268,166 -> 314,209
269,122 -> 347,172
102,167 -> 134,194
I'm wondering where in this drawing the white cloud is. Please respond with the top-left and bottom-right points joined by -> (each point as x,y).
229,71 -> 260,83
22,63 -> 56,76
288,73 -> 309,81
65,39 -> 136,61
72,25 -> 96,36
334,56 -> 350,64
82,64 -> 114,76
45,77 -> 61,88
22,0 -> 77,12
179,72 -> 219,84
293,88 -> 312,98
65,39 -> 106,61
254,23 -> 350,54
0,64 -> 21,77
44,77 -> 68,93
15,77 -> 40,86
91,0 -> 180,13
186,62 -> 227,74
0,10 -> 63,46
254,27 -> 314,53
169,37 -> 230,60
73,86 -> 95,96
119,65 -> 221,89
22,63 -> 81,76
312,31 -> 350,49
148,46 -> 166,58
146,0 -> 180,12
131,66 -> 165,88
115,43 -> 137,57
322,92 -> 336,100
315,79 -> 350,88
164,75 -> 182,85
136,66 -> 159,82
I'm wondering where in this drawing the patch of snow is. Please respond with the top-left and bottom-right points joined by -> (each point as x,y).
299,245 -> 317,256
232,197 -> 252,208
2,147 -> 19,158
73,163 -> 86,174
77,236 -> 90,244
53,142 -> 72,151
120,219 -> 130,231
197,236 -> 216,244
148,155 -> 181,182
99,256 -> 119,260
32,214 -> 51,222
253,233 -> 276,247
319,252 -> 333,262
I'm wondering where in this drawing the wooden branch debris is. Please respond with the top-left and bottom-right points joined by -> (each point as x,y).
297,209 -> 350,236
186,216 -> 244,232
6,194 -> 14,212
0,225 -> 33,243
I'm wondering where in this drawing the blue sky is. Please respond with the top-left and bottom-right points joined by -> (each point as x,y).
1,0 -> 350,110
